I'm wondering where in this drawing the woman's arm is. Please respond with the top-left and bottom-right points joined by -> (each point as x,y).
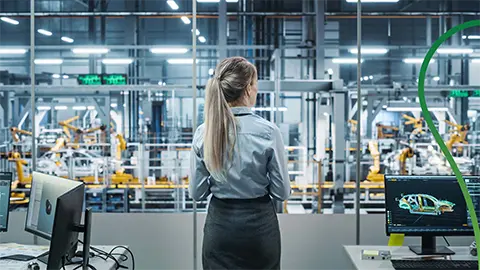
266,127 -> 291,201
189,129 -> 211,201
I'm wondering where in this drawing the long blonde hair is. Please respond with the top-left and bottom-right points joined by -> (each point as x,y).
203,57 -> 257,176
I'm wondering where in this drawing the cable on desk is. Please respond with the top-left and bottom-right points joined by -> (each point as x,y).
443,236 -> 451,246
78,240 -> 122,269
107,246 -> 135,270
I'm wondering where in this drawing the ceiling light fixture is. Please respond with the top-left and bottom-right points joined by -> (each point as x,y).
73,106 -> 87,111
150,48 -> 188,54
37,29 -> 53,36
437,48 -> 473,54
52,74 -> 61,79
208,68 -> 215,75
167,58 -> 198,64
332,58 -> 363,64
471,59 -> 480,63
0,17 -> 19,25
72,48 -> 110,54
54,106 -> 68,111
63,75 -> 69,79
34,59 -> 63,65
197,0 -> 239,2
102,58 -> 134,65
198,36 -> 206,43
181,16 -> 191,24
433,76 -> 441,81
0,48 -> 27,54
349,48 -> 389,55
463,35 -> 480,40
346,0 -> 399,2
61,36 -> 74,43
38,106 -> 52,111
191,29 -> 200,36
167,0 -> 179,10
403,58 -> 436,64
87,106 -> 95,110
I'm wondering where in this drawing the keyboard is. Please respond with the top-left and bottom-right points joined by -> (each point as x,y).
391,259 -> 478,269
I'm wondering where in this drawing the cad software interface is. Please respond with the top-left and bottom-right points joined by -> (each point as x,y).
386,176 -> 473,233
0,173 -> 11,231
26,176 -> 57,237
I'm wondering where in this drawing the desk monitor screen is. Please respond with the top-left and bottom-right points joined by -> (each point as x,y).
25,172 -> 83,240
0,172 -> 12,232
385,175 -> 480,255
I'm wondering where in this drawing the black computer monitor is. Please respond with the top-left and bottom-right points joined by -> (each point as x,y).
0,172 -> 12,232
25,172 -> 90,269
385,175 -> 479,255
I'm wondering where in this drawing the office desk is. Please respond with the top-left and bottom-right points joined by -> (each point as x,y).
344,245 -> 474,270
0,244 -> 127,270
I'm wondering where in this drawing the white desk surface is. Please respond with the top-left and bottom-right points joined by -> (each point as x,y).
0,244 -> 127,270
344,245 -> 475,270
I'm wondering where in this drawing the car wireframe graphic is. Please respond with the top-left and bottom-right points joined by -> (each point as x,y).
398,194 -> 455,216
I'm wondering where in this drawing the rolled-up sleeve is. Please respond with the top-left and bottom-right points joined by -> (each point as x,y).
266,127 -> 291,201
189,127 -> 211,201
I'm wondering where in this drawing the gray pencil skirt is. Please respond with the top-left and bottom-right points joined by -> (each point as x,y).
202,195 -> 281,270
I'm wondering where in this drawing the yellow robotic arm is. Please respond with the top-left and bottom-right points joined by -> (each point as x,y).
403,114 -> 424,134
8,152 -> 30,184
59,116 -> 81,142
366,140 -> 384,182
348,119 -> 358,134
10,127 -> 32,142
399,147 -> 415,175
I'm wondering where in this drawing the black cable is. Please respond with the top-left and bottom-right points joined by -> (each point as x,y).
443,236 -> 451,246
107,246 -> 135,270
62,256 -> 67,270
78,240 -> 121,269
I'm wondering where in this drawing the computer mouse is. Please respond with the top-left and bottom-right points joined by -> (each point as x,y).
45,199 -> 52,215
28,261 -> 40,270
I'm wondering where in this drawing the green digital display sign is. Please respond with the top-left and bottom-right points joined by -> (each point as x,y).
77,74 -> 127,85
449,90 -> 480,98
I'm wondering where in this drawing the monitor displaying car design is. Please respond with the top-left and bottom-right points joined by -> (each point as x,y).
398,194 -> 455,216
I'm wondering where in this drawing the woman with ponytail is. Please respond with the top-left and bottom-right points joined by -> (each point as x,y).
190,57 -> 291,269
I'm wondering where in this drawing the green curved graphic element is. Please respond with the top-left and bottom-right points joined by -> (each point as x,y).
418,20 -> 480,268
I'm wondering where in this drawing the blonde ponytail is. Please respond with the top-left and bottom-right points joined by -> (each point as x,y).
203,57 -> 257,179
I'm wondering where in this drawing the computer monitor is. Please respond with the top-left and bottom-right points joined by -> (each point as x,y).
385,175 -> 479,255
25,172 -> 90,269
0,172 -> 12,232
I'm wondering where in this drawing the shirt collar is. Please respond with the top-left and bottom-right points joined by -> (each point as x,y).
231,107 -> 253,115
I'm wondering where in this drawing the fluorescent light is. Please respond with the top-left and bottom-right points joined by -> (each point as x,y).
363,76 -> 369,81
369,75 -> 373,80
54,106 -> 68,111
252,107 -> 288,112
471,59 -> 480,63
102,58 -> 134,65
52,74 -> 61,79
437,48 -> 473,54
433,76 -> 440,81
382,105 -> 388,109
349,48 -> 389,55
111,103 -> 118,108
332,58 -> 363,64
191,29 -> 200,36
197,0 -> 239,2
464,35 -> 480,40
150,48 -> 188,54
72,48 -> 110,54
1,17 -> 19,25
73,106 -> 87,111
87,106 -> 95,110
327,68 -> 334,75
346,0 -> 399,2
181,16 -> 191,24
386,107 -> 448,112
34,59 -> 63,65
167,0 -> 179,10
0,48 -> 27,54
403,58 -> 436,64
38,106 -> 51,111
37,29 -> 52,36
198,36 -> 207,43
63,75 -> 69,79
61,36 -> 74,43
167,58 -> 198,64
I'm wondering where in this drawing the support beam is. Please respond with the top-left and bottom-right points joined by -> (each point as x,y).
366,97 -> 374,138
218,0 -> 227,60
315,0 -> 325,79
332,91 -> 347,214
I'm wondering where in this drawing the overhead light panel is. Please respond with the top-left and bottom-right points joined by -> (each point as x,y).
252,107 -> 288,112
332,58 -> 363,64
403,58 -> 436,64
349,48 -> 389,55
167,58 -> 198,64
61,36 -> 74,43
463,35 -> 480,40
150,48 -> 188,54
54,106 -> 68,111
73,106 -> 87,111
87,106 -> 95,110
1,17 -> 19,25
386,107 -> 448,112
72,48 -> 110,54
192,29 -> 200,36
181,16 -> 191,24
197,0 -> 239,2
38,106 -> 51,111
346,0 -> 399,2
198,36 -> 206,43
471,59 -> 480,63
111,103 -> 118,108
433,76 -> 440,81
102,58 -> 134,65
34,59 -> 63,65
0,48 -> 27,54
37,29 -> 52,36
437,48 -> 473,54
52,74 -> 61,79
63,75 -> 69,79
167,0 -> 179,10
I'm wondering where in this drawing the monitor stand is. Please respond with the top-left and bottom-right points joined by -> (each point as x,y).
409,236 -> 455,255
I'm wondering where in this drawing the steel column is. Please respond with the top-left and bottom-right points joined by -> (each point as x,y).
332,91 -> 347,214
30,0 -> 36,171
355,0 -> 362,245
218,0 -> 227,60
315,0 -> 325,79
366,96 -> 374,138
192,0 -> 198,269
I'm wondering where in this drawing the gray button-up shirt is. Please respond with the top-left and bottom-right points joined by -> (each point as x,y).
189,106 -> 291,201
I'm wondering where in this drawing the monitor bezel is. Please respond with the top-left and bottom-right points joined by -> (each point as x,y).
384,175 -> 475,237
0,172 -> 12,233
